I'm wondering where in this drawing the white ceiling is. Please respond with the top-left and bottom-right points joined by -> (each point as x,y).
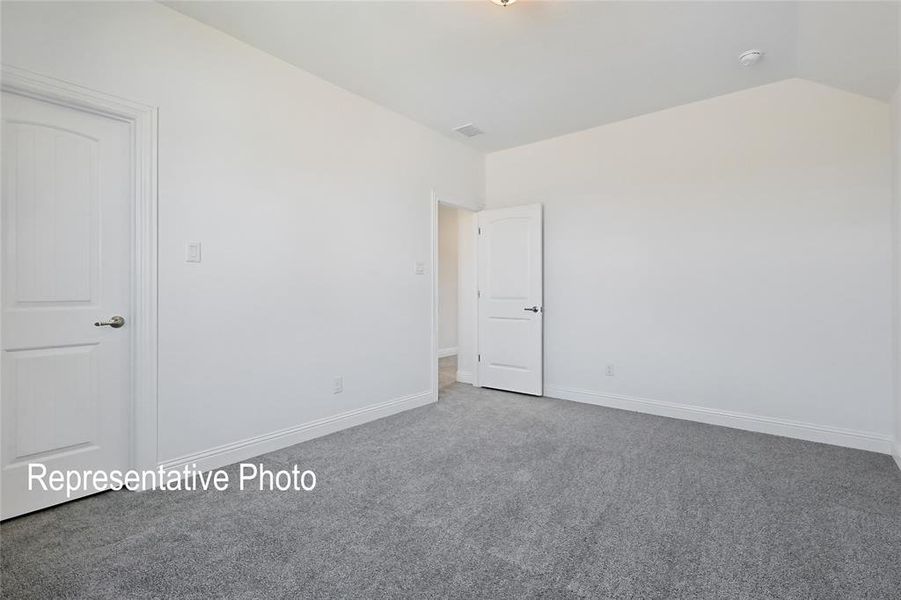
164,1 -> 899,152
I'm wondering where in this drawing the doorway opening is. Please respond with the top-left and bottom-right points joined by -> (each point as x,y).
433,198 -> 477,400
431,197 -> 544,400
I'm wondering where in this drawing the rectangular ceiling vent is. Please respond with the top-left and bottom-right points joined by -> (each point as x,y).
453,123 -> 484,138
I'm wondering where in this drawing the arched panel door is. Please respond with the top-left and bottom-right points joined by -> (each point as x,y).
477,204 -> 543,395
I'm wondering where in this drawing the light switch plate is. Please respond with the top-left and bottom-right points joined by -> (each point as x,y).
185,241 -> 201,263
414,261 -> 425,275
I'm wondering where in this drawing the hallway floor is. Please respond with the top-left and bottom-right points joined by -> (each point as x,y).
439,354 -> 457,393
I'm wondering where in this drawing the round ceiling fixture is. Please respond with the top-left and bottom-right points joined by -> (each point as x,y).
738,49 -> 764,67
490,0 -> 517,6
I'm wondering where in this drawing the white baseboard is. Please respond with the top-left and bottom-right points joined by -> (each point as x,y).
456,370 -> 473,384
159,390 -> 435,473
438,347 -> 458,358
893,442 -> 901,472
545,385 -> 893,454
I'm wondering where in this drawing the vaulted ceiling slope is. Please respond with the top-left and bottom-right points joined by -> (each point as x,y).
164,1 -> 898,152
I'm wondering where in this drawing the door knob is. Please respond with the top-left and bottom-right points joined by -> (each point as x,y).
523,306 -> 541,313
94,315 -> 125,328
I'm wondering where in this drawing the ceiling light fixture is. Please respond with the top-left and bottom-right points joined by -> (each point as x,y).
738,49 -> 764,67
490,0 -> 517,6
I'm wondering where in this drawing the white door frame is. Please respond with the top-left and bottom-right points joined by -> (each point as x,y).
430,191 -> 479,400
1,65 -> 159,472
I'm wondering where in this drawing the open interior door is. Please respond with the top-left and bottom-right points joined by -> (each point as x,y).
477,204 -> 543,395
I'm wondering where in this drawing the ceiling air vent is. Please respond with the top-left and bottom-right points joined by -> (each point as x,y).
453,123 -> 484,138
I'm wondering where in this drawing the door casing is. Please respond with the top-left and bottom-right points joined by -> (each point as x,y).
430,192 -> 480,398
0,66 -> 159,477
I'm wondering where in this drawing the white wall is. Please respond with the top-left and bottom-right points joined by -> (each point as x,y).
1,1 -> 484,464
893,8 -> 901,467
4,3 -> 893,462
437,204 -> 459,354
487,79 -> 894,451
894,84 -> 901,464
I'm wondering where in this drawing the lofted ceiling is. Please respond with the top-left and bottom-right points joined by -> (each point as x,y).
164,1 -> 899,152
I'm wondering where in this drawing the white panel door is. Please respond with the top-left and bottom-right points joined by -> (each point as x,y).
477,204 -> 543,395
1,91 -> 131,519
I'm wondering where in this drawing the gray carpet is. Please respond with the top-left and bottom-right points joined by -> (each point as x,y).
2,383 -> 900,599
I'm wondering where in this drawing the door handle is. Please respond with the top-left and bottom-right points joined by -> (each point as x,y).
94,315 -> 125,328
523,306 -> 541,313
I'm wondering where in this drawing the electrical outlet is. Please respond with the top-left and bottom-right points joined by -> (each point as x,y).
333,376 -> 343,394
605,364 -> 615,377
